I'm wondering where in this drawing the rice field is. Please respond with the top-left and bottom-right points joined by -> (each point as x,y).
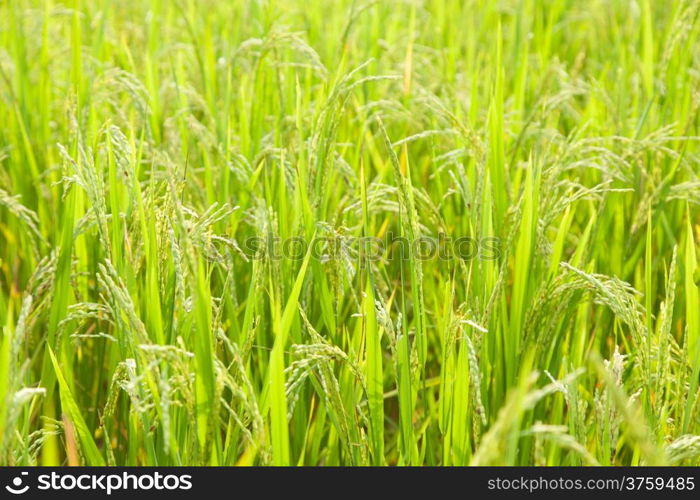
1,0 -> 700,466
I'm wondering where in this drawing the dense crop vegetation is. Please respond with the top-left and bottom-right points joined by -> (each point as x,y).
1,0 -> 700,466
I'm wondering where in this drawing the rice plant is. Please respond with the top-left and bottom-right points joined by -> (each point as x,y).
0,0 -> 699,466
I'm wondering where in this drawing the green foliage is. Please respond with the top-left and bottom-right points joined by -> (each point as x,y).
0,0 -> 699,466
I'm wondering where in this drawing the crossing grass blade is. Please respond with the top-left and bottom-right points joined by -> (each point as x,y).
361,163 -> 384,465
267,236 -> 314,465
48,346 -> 105,466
